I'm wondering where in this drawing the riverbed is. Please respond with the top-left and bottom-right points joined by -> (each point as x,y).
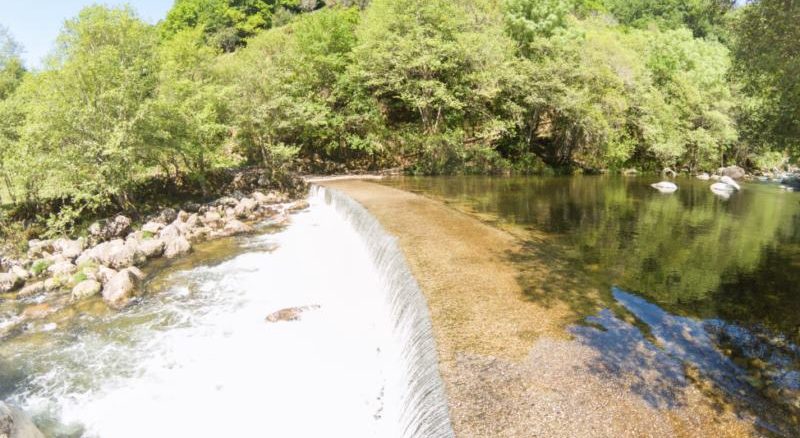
327,176 -> 799,437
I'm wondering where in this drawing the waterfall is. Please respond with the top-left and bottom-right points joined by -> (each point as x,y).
312,185 -> 455,438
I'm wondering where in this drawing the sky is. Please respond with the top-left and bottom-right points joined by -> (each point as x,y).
0,1 -> 173,69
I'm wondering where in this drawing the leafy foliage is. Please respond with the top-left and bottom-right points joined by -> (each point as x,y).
0,0 -> 797,235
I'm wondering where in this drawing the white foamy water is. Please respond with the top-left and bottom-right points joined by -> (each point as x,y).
2,188 -> 452,437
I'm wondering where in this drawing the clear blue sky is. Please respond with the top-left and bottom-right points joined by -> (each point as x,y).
0,1 -> 173,69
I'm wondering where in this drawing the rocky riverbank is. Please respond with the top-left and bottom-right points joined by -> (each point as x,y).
0,187 -> 309,337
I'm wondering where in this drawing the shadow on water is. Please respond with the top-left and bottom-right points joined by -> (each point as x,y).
573,287 -> 799,436
382,175 -> 800,435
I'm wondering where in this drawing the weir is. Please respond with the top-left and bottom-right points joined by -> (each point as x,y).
312,185 -> 454,438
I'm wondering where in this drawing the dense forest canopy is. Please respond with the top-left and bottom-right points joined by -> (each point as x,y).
0,0 -> 798,235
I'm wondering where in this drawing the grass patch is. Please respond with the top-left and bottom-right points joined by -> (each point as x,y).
71,271 -> 88,284
31,259 -> 53,276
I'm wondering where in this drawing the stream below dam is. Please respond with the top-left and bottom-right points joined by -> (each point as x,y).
0,186 -> 452,438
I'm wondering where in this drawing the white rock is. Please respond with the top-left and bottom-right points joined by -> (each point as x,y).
141,221 -> 164,234
164,235 -> 191,259
47,261 -> 77,276
102,268 -> 142,309
0,273 -> 22,293
72,279 -> 102,300
650,181 -> 678,193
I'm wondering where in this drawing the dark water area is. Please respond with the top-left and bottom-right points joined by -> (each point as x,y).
382,175 -> 800,434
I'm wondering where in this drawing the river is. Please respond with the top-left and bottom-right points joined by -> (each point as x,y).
0,187 -> 452,437
382,175 -> 800,436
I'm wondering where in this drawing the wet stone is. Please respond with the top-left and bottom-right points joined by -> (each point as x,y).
265,305 -> 321,323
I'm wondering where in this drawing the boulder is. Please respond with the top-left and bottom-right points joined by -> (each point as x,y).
181,202 -> 202,213
127,266 -> 146,281
20,303 -> 55,320
718,165 -> 746,180
9,266 -> 29,281
101,268 -> 142,309
662,167 -> 677,178
696,172 -> 711,180
159,223 -> 182,240
26,240 -> 53,258
0,273 -> 22,293
163,235 -> 191,259
141,221 -> 163,234
72,279 -> 102,300
89,215 -> 132,243
234,198 -> 257,218
0,401 -> 45,438
52,238 -> 85,259
155,208 -> 178,225
251,191 -> 270,204
136,238 -> 165,259
185,213 -> 200,230
222,220 -> 252,236
43,276 -> 65,291
47,261 -> 77,276
265,305 -> 321,323
201,211 -> 222,227
78,239 -> 136,270
194,226 -> 214,241
216,196 -> 239,208
17,281 -> 45,298
288,200 -> 310,212
96,266 -> 118,285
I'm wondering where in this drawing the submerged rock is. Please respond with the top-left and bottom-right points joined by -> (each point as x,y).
0,401 -> 44,438
265,305 -> 321,323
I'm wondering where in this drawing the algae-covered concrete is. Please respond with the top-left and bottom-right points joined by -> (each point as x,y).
323,179 -> 759,438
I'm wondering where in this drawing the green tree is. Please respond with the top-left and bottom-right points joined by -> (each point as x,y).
222,6 -> 361,175
734,0 -> 800,156
12,6 -> 158,213
162,0 -> 307,51
136,27 -> 234,193
603,0 -> 734,38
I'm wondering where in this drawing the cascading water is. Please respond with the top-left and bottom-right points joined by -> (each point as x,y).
0,186 -> 453,438
312,185 -> 454,438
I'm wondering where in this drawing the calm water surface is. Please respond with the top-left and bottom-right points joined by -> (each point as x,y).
383,175 -> 800,434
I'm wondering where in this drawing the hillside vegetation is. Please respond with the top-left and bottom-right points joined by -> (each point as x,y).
0,0 -> 797,236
